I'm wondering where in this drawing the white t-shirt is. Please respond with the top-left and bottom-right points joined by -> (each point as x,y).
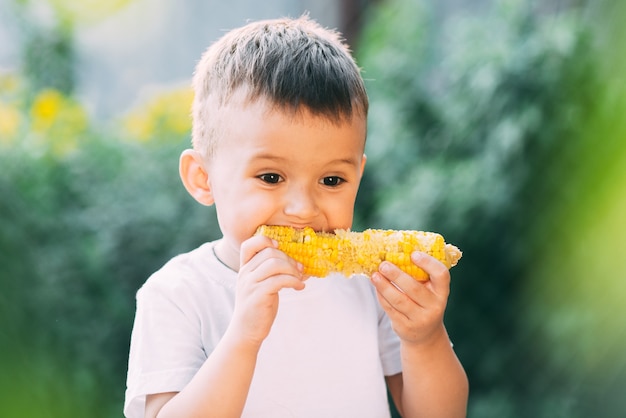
124,240 -> 402,418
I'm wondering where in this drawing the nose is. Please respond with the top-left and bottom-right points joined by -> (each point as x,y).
283,183 -> 320,221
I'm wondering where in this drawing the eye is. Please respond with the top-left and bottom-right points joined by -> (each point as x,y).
322,176 -> 344,187
258,173 -> 282,184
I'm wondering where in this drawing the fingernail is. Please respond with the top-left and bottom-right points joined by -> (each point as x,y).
297,262 -> 304,272
411,251 -> 423,262
379,262 -> 391,274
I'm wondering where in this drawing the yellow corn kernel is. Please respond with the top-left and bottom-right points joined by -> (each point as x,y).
255,225 -> 462,281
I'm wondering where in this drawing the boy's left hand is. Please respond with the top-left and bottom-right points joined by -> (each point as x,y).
371,252 -> 450,346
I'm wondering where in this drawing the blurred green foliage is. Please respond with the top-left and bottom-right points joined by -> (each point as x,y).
0,73 -> 219,416
1,0 -> 625,416
357,0 -> 626,417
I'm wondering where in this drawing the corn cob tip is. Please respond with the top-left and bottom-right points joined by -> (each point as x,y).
445,244 -> 462,268
255,225 -> 462,281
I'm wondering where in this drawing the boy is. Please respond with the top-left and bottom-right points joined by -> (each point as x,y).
124,15 -> 468,418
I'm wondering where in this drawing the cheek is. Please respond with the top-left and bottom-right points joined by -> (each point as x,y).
215,188 -> 277,234
324,191 -> 358,228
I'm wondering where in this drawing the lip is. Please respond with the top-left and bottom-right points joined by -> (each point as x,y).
284,224 -> 314,230
275,224 -> 320,232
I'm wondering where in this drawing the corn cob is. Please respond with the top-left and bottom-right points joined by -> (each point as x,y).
256,225 -> 462,281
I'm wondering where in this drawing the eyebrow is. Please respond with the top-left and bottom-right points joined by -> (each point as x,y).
251,153 -> 287,161
252,153 -> 361,166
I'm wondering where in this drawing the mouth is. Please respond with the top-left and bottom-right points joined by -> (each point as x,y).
269,224 -> 321,231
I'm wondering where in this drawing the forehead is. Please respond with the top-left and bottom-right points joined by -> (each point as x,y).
215,92 -> 367,152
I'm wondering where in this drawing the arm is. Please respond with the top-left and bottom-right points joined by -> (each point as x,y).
147,236 -> 305,418
373,253 -> 469,418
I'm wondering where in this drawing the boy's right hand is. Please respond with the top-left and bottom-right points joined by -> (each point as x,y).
230,235 -> 306,347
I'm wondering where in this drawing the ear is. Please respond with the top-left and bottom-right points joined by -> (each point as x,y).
359,153 -> 367,176
179,149 -> 215,206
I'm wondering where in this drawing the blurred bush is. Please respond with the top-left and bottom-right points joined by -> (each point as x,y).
356,0 -> 626,417
0,73 -> 220,416
2,0 -> 625,416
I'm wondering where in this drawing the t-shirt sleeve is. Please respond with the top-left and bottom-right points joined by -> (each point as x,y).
124,275 -> 207,418
377,303 -> 403,377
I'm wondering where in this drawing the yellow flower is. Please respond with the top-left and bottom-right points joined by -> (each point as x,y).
47,0 -> 134,25
0,101 -> 22,144
0,72 -> 21,95
124,113 -> 154,142
123,87 -> 193,142
29,88 -> 89,157
154,88 -> 194,135
31,89 -> 64,132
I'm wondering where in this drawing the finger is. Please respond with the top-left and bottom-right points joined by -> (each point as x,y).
371,270 -> 420,316
410,252 -> 451,298
238,241 -> 306,296
372,284 -> 429,336
249,255 -> 306,290
259,273 -> 307,293
373,270 -> 447,344
243,247 -> 303,277
377,261 -> 436,307
240,236 -> 303,275
240,235 -> 278,267
373,281 -> 409,323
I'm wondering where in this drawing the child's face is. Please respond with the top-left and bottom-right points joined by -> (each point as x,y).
206,98 -> 367,270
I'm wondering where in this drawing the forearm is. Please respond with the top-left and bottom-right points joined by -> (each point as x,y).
399,326 -> 468,418
156,328 -> 261,418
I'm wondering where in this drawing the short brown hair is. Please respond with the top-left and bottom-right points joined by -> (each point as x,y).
191,15 -> 368,157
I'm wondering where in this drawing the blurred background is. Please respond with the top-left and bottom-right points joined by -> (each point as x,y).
1,0 -> 625,416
